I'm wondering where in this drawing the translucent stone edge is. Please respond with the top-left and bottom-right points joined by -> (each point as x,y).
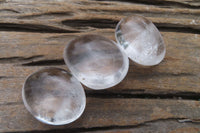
115,15 -> 166,67
22,67 -> 86,125
63,34 -> 129,90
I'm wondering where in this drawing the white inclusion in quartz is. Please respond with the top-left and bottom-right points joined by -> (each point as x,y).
64,34 -> 129,90
115,15 -> 166,66
22,67 -> 86,125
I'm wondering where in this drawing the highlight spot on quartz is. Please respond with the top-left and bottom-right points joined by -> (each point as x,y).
64,34 -> 129,90
115,15 -> 166,66
22,67 -> 86,125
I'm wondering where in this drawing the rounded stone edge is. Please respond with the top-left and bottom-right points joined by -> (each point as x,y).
22,67 -> 86,125
115,14 -> 166,67
63,34 -> 129,90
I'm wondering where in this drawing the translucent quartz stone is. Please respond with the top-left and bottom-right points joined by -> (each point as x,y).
22,68 -> 86,125
64,35 -> 129,90
115,15 -> 166,66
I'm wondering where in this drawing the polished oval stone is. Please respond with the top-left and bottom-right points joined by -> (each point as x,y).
22,67 -> 86,125
64,35 -> 129,90
115,15 -> 166,66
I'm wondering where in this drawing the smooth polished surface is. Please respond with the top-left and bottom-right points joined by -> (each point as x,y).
22,67 -> 86,125
2,0 -> 200,132
64,35 -> 129,90
115,15 -> 166,66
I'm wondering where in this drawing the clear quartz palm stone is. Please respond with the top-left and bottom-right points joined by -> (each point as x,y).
64,35 -> 129,90
115,15 -> 166,66
22,67 -> 86,125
